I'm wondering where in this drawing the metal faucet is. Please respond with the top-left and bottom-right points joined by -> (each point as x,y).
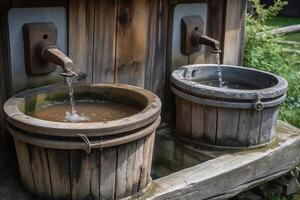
191,32 -> 221,53
36,40 -> 78,77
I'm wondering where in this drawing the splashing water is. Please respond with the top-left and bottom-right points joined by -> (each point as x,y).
65,77 -> 90,122
215,53 -> 227,88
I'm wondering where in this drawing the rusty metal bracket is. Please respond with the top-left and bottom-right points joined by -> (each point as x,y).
23,22 -> 58,75
181,15 -> 204,55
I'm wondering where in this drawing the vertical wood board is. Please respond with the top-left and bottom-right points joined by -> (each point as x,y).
93,0 -> 117,83
115,0 -> 150,87
223,0 -> 247,65
69,0 -> 95,82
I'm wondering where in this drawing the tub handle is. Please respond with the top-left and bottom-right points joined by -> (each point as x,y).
254,96 -> 264,111
76,134 -> 92,154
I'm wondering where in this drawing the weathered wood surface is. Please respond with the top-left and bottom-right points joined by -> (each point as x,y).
269,25 -> 300,36
93,0 -> 117,83
12,131 -> 156,199
115,0 -> 149,87
205,0 -> 226,64
175,96 -> 280,148
145,0 -> 168,101
223,0 -> 247,65
142,121 -> 300,200
69,0 -> 95,82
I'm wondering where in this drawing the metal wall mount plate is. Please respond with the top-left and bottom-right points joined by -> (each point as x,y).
23,22 -> 58,75
181,15 -> 204,55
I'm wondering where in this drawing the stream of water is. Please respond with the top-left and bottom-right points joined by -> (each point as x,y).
65,77 -> 90,122
215,53 -> 226,88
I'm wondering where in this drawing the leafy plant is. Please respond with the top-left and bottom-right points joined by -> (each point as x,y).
244,0 -> 300,128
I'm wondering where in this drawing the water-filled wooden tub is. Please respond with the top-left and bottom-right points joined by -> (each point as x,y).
4,83 -> 161,199
171,64 -> 288,149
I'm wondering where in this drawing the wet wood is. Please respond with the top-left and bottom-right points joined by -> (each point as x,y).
29,146 -> 52,199
47,149 -> 71,200
13,138 -> 35,194
69,0 -> 95,82
115,144 -> 128,199
132,138 -> 145,194
216,108 -> 240,146
93,0 -> 117,83
191,103 -> 204,140
223,0 -> 247,65
238,109 -> 261,146
146,132 -> 155,184
125,141 -> 137,196
69,150 -> 99,200
100,147 -> 117,199
145,0 -> 168,100
259,109 -> 270,144
205,0 -> 226,63
139,134 -> 151,190
203,106 -> 217,144
143,121 -> 300,200
116,0 -> 149,87
175,96 -> 191,138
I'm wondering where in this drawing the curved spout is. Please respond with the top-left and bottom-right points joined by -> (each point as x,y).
36,41 -> 77,77
191,32 -> 221,53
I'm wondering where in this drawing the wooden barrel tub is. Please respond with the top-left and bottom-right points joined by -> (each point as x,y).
4,83 -> 161,200
171,64 -> 288,149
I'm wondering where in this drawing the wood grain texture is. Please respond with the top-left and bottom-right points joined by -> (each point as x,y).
259,109 -> 270,144
216,108 -> 240,146
143,121 -> 300,200
47,149 -> 71,200
93,0 -> 117,83
175,96 -> 192,138
69,0 -> 95,82
115,144 -> 128,199
191,103 -> 204,140
132,138 -> 145,194
125,141 -> 137,196
205,0 -> 226,64
145,0 -> 168,100
13,138 -> 36,194
238,109 -> 261,146
116,0 -> 150,87
223,0 -> 247,65
146,132 -> 156,184
203,106 -> 217,144
100,147 -> 117,199
29,146 -> 52,199
69,150 -> 99,200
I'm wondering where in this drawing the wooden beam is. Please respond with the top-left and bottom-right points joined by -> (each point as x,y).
205,0 -> 226,64
141,122 -> 300,200
0,11 -> 13,150
93,0 -> 117,83
270,24 -> 300,35
115,0 -> 150,87
69,0 -> 95,82
223,0 -> 247,65
145,0 -> 168,100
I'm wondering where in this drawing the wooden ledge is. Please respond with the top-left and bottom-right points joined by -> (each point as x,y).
141,121 -> 300,200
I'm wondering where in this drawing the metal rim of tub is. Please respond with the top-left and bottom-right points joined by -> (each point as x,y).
4,83 -> 161,137
171,64 -> 288,105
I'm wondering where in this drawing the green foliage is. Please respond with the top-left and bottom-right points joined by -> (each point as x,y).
244,0 -> 300,128
251,0 -> 287,23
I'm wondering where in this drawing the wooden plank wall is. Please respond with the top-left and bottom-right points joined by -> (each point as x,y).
69,0 -> 168,93
223,0 -> 247,65
0,0 -> 247,149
